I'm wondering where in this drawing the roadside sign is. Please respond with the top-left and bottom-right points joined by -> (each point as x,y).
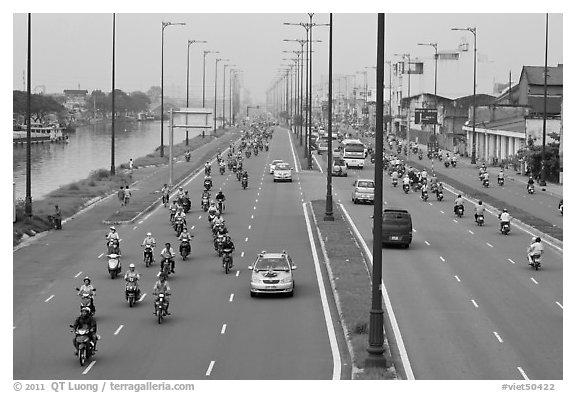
415,108 -> 437,124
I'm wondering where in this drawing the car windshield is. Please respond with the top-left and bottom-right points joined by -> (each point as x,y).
276,163 -> 290,170
255,257 -> 290,271
272,160 -> 283,165
357,181 -> 374,188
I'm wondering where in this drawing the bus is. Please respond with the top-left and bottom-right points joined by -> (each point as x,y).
340,139 -> 366,168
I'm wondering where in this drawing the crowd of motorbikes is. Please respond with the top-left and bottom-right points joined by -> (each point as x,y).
70,122 -> 275,365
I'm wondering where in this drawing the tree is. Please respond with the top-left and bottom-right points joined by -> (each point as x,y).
146,86 -> 161,104
13,90 -> 65,123
128,91 -> 151,113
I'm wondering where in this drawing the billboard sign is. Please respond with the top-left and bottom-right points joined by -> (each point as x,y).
414,108 -> 438,125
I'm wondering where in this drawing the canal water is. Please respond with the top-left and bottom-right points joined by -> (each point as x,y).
13,121 -> 201,201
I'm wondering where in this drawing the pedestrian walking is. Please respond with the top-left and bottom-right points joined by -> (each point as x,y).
118,186 -> 125,206
129,158 -> 134,174
124,185 -> 132,206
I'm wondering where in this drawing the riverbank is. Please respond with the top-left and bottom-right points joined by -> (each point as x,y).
13,129 -> 229,247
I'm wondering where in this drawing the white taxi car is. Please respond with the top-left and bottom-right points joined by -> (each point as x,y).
249,251 -> 297,297
352,178 -> 375,204
269,159 -> 284,174
273,162 -> 293,182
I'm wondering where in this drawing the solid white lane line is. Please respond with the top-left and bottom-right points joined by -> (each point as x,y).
114,325 -> 124,335
471,299 -> 479,308
439,256 -> 445,262
221,324 -> 227,334
98,253 -> 104,259
486,242 -> 494,248
508,258 -> 516,264
206,361 -> 215,376
424,241 -> 430,246
82,360 -> 96,375
468,230 -> 474,234
241,251 -> 245,258
138,293 -> 146,302
236,271 -> 240,277
74,271 -> 83,278
530,277 -> 539,285
493,331 -> 503,343
312,154 -> 324,173
44,295 -> 54,303
517,367 -> 529,380
556,301 -> 563,309
303,203 -> 341,380
229,294 -> 234,302
338,203 -> 414,379
454,275 -> 461,282
288,128 -> 301,173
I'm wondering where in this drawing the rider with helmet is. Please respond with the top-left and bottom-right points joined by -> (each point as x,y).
474,200 -> 485,223
454,194 -> 465,215
152,274 -> 171,315
124,264 -> 141,300
221,235 -> 236,268
527,237 -> 544,265
179,227 -> 194,254
498,208 -> 511,231
160,243 -> 176,274
78,277 -> 96,315
72,307 -> 97,355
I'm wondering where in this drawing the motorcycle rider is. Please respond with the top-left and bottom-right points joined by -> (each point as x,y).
474,200 -> 485,223
215,190 -> 226,212
185,150 -> 191,161
72,307 -> 98,355
221,235 -> 236,268
498,170 -> 505,184
201,189 -> 211,207
527,175 -> 535,190
219,159 -> 226,172
402,174 -> 410,188
161,184 -> 170,205
178,227 -> 193,254
391,169 -> 399,184
152,274 -> 171,315
212,211 -> 225,228
482,171 -> 490,184
141,232 -> 157,263
169,200 -> 179,223
174,206 -> 187,228
454,194 -> 465,215
204,161 -> 211,175
204,174 -> 213,190
241,170 -> 249,184
175,187 -> 185,204
208,200 -> 218,218
160,242 -> 176,274
498,208 -> 511,232
527,237 -> 544,266
78,277 -> 96,315
106,226 -> 120,250
124,264 -> 141,300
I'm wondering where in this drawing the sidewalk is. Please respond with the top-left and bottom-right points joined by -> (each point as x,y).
102,128 -> 242,224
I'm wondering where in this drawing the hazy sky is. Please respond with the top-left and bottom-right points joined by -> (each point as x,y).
10,4 -> 564,105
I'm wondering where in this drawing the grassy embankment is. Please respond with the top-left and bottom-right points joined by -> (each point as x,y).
310,200 -> 397,379
13,130 -> 226,246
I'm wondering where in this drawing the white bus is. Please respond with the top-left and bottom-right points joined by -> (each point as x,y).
340,139 -> 366,168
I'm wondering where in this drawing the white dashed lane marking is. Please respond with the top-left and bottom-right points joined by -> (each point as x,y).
439,256 -> 445,262
241,252 -> 245,258
468,230 -> 474,234
82,360 -> 96,375
508,258 -> 516,264
114,325 -> 124,335
98,253 -> 104,259
454,275 -> 461,282
229,294 -> 234,302
517,367 -> 529,380
556,302 -> 563,309
44,295 -> 54,303
74,271 -> 83,278
493,331 -> 504,343
471,299 -> 479,308
424,241 -> 430,246
530,277 -> 539,285
486,243 -> 494,248
221,324 -> 227,334
206,361 -> 215,376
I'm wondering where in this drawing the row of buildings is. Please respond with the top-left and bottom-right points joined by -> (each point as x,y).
310,40 -> 562,172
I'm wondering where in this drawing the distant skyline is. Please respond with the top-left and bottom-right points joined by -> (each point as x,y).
12,12 -> 563,105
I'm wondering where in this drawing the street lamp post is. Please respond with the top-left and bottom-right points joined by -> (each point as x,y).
214,58 -> 229,135
324,13 -> 334,222
385,60 -> 392,133
111,13 -> 116,175
395,53 -> 412,160
229,69 -> 238,126
202,50 -> 219,137
284,39 -> 310,146
417,42 -> 438,136
186,39 -> 207,145
540,13 -> 549,187
25,13 -> 32,217
452,27 -> 477,164
223,63 -> 236,128
161,21 -> 186,158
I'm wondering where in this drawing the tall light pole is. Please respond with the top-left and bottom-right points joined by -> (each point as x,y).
395,53 -> 411,160
202,50 -> 219,138
385,60 -> 392,133
452,27 -> 477,164
161,21 -> 186,157
229,69 -> 238,126
324,13 -> 334,222
25,13 -> 32,217
417,42 -> 438,136
186,39 -> 207,145
223,63 -> 236,128
284,39 -> 311,146
111,13 -> 116,175
357,70 -> 368,128
540,13 -> 549,187
214,58 -> 229,135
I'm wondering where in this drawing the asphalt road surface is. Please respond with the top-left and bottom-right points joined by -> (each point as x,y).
13,127 -> 345,380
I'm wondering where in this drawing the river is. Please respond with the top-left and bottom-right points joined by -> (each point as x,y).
13,120 -> 202,201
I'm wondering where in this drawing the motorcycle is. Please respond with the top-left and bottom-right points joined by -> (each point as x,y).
185,153 -> 191,162
125,277 -> 140,308
71,326 -> 95,366
436,190 -> 444,201
204,180 -> 212,191
444,161 -> 450,168
219,165 -> 225,175
143,244 -> 154,267
421,190 -> 429,202
78,292 -> 95,316
254,148 -> 259,156
222,249 -> 233,274
451,160 -> 457,167
201,196 -> 209,212
180,239 -> 191,260
455,205 -> 464,218
242,178 -> 248,190
107,238 -> 121,255
529,254 -> 542,270
154,293 -> 169,324
482,178 -> 490,188
107,253 -> 121,279
500,221 -> 511,235
559,202 -> 563,216
160,258 -> 173,277
208,212 -> 216,224
498,177 -> 504,186
392,178 -> 398,187
162,193 -> 169,207
427,152 -> 433,159
217,199 -> 225,214
182,197 -> 191,214
528,184 -> 535,194
246,150 -> 251,158
214,234 -> 225,256
418,153 -> 423,160
169,207 -> 177,223
236,171 -> 242,181
204,167 -> 211,176
403,183 -> 409,194
174,217 -> 184,237
265,144 -> 269,151
476,214 -> 485,226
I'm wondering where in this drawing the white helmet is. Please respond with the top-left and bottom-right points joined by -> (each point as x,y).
531,236 -> 537,242
129,263 -> 135,269
110,226 -> 116,231
147,232 -> 152,236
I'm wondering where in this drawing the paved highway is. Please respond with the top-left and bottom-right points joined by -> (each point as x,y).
308,148 -> 562,380
13,127 -> 345,379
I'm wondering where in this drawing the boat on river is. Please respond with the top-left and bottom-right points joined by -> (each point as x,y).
13,122 -> 69,144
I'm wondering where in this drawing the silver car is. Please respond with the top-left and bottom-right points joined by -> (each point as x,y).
249,251 -> 297,297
